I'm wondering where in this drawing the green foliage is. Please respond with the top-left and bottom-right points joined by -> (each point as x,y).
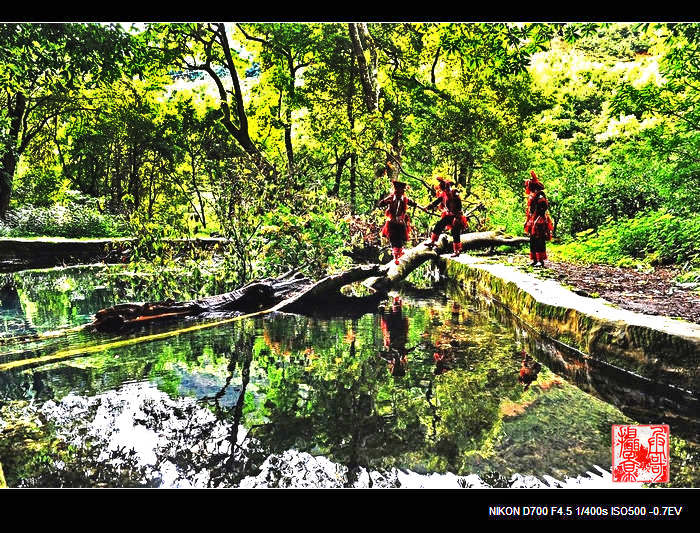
0,21 -> 699,283
256,201 -> 352,278
561,175 -> 662,236
0,401 -> 158,487
575,23 -> 652,60
1,196 -> 128,238
666,437 -> 700,488
555,209 -> 700,266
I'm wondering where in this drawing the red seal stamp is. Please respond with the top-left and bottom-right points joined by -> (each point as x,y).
612,425 -> 669,483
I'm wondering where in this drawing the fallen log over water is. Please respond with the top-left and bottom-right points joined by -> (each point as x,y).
364,230 -> 529,292
91,231 -> 527,332
92,269 -> 315,332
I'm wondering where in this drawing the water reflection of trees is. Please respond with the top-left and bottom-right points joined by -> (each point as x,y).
5,265 -> 219,334
148,327 -> 269,487
1,292 -> 554,486
240,299 -> 529,478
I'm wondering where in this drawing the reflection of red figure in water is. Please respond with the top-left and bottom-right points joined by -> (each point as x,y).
379,297 -> 411,377
433,352 -> 451,375
518,350 -> 542,390
447,302 -> 461,325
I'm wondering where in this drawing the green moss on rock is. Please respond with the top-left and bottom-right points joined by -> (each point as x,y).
443,256 -> 700,392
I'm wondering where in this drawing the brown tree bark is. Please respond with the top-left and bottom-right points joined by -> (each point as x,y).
0,93 -> 26,220
348,23 -> 378,114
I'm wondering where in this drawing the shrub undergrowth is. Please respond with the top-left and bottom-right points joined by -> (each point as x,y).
553,209 -> 700,267
0,203 -> 129,239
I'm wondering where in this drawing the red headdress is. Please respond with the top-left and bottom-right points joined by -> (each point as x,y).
525,170 -> 544,195
391,180 -> 407,191
435,176 -> 453,195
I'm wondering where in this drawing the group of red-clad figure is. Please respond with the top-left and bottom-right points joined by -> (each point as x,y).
376,168 -> 554,267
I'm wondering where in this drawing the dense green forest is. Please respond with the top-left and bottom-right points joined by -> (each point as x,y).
1,22 -> 699,287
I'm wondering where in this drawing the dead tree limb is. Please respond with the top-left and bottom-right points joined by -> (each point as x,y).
91,231 -> 528,332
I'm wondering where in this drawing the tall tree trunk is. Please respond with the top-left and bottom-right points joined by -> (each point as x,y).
332,152 -> 351,196
128,148 -> 141,211
212,23 -> 278,181
0,93 -> 26,220
110,146 -> 123,213
457,154 -> 474,195
350,153 -> 357,214
285,58 -> 296,183
0,151 -> 18,221
284,123 -> 294,182
388,126 -> 403,181
191,159 -> 207,229
52,115 -> 71,184
348,23 -> 377,113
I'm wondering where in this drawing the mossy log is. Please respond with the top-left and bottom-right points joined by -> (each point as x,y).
91,231 -> 526,332
91,270 -> 314,332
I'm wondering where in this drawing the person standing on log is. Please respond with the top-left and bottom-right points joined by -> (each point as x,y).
424,177 -> 468,257
524,171 -> 554,267
376,180 -> 417,265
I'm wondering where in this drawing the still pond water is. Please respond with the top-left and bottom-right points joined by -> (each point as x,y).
0,264 -> 696,488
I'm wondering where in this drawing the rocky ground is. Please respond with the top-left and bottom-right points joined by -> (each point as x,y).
504,254 -> 700,325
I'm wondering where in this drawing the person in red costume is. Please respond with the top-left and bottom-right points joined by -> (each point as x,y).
376,180 -> 417,265
524,171 -> 554,267
424,177 -> 468,257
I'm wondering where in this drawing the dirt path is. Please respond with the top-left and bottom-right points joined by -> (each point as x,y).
505,255 -> 700,325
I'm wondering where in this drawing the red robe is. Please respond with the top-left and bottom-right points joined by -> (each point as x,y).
525,191 -> 553,240
428,189 -> 468,231
378,193 -> 415,241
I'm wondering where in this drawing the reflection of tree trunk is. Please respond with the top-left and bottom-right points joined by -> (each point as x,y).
345,330 -> 366,488
223,349 -> 252,473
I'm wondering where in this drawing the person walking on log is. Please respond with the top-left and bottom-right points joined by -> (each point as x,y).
424,177 -> 468,257
377,179 -> 417,265
524,171 -> 554,267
